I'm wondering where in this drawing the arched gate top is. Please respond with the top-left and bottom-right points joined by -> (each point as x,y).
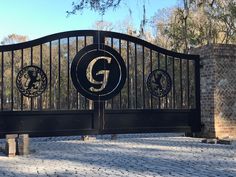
0,30 -> 199,60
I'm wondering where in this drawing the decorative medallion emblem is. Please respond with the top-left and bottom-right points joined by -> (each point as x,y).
71,44 -> 126,101
147,69 -> 172,97
16,65 -> 47,97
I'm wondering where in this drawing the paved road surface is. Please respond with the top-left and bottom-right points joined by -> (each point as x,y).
0,134 -> 235,177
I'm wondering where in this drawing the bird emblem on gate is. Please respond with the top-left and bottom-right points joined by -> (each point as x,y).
147,69 -> 172,97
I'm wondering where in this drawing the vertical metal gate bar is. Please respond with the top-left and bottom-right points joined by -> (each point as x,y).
157,52 -> 160,109
21,49 -> 23,111
11,50 -> 14,110
94,31 -> 105,131
40,45 -> 43,67
111,37 -> 113,47
1,52 -> 3,111
67,37 -> 70,110
30,47 -> 33,111
76,36 -> 79,109
150,49 -> 153,109
135,44 -> 137,109
58,39 -> 61,110
49,41 -> 52,110
172,57 -> 175,108
40,44 -> 43,110
127,41 -> 130,108
195,58 -> 201,130
111,37 -> 114,109
84,36 -> 87,109
119,38 -> 122,109
142,46 -> 145,109
84,35 -> 87,45
187,59 -> 190,108
30,47 -> 33,65
165,54 -> 168,108
180,58 -> 183,108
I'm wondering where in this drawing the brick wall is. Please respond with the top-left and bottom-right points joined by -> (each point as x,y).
191,44 -> 236,139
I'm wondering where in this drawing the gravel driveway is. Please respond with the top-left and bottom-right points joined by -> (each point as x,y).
0,133 -> 235,177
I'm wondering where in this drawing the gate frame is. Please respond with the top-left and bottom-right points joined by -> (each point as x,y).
0,30 -> 201,137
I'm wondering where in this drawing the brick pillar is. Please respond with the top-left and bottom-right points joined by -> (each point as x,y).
191,44 -> 236,139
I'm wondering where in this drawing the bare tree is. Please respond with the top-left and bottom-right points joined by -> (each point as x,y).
1,34 -> 29,45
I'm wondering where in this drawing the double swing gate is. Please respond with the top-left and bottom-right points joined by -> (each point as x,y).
0,30 -> 201,137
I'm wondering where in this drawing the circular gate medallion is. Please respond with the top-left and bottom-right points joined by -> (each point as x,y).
16,65 -> 47,97
147,69 -> 172,97
71,44 -> 126,101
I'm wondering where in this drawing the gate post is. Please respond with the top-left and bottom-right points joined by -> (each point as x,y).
191,44 -> 236,139
94,101 -> 105,133
17,134 -> 30,155
5,134 -> 17,157
92,31 -> 106,133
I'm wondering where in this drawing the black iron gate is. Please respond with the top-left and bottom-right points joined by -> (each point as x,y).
0,30 -> 201,137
